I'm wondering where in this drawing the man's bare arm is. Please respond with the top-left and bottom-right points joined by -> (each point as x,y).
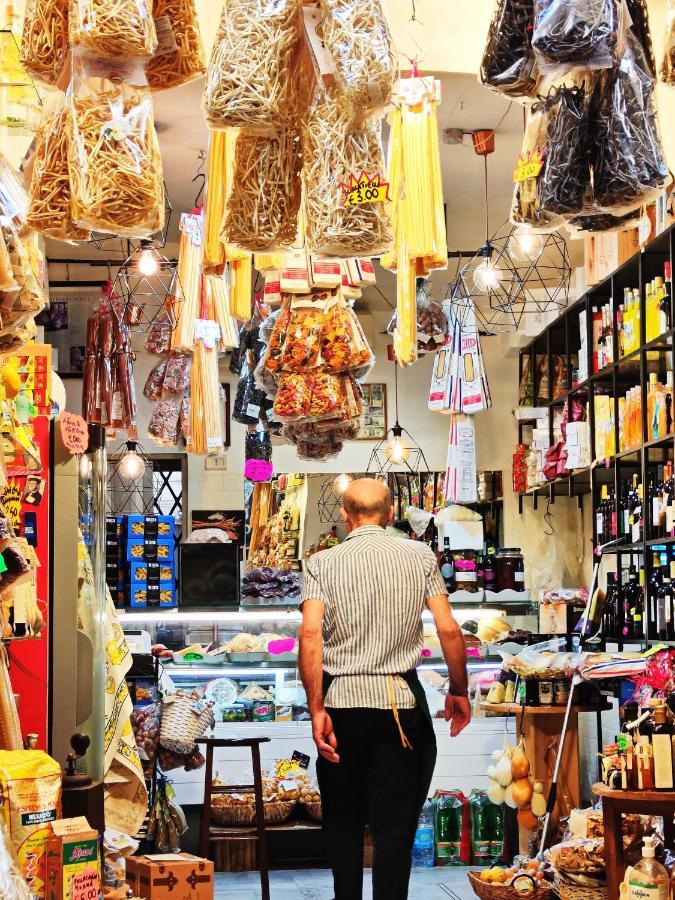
426,593 -> 471,736
299,599 -> 339,762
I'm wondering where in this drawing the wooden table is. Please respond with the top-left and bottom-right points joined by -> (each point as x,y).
592,783 -> 675,900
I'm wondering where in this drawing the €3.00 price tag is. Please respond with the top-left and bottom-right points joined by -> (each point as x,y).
513,148 -> 545,183
340,170 -> 390,207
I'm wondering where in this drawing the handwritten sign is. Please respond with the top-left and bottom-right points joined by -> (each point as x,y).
58,412 -> 89,455
513,147 -> 545,183
72,868 -> 100,900
244,458 -> 273,482
340,171 -> 390,207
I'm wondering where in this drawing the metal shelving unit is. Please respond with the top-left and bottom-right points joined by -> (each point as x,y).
517,225 -> 675,646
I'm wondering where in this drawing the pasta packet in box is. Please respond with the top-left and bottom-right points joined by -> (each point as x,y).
280,247 -> 311,294
309,255 -> 342,289
67,53 -> 165,238
69,0 -> 158,59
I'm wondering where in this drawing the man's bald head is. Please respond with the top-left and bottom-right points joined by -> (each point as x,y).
341,478 -> 393,530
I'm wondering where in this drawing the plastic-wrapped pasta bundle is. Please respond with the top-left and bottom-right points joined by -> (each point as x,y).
273,373 -> 312,421
592,38 -> 668,213
537,74 -> 593,215
320,295 -> 372,372
203,272 -> 240,349
143,358 -> 167,401
230,256 -> 252,320
163,352 -> 191,394
20,0 -> 69,86
170,212 -> 203,350
0,231 -> 18,293
148,395 -> 181,445
224,127 -> 303,252
147,0 -> 206,91
279,298 -> 326,372
202,0 -> 301,131
625,0 -> 656,79
0,650 -> 22,750
69,0 -> 158,58
318,0 -> 395,118
26,103 -> 91,242
393,231 -> 417,367
479,0 -> 537,99
661,0 -> 675,83
204,130 -> 237,269
303,86 -> 391,257
190,340 -> 224,454
262,300 -> 292,375
67,57 -> 165,237
531,0 -> 618,69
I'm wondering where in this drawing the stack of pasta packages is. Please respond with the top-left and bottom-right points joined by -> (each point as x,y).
199,0 -> 405,460
480,0 -> 668,235
0,154 -> 47,355
21,0 -> 206,246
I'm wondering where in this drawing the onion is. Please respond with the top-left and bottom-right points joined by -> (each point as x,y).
504,784 -> 517,809
496,754 -> 513,787
487,779 -> 506,805
511,777 -> 533,808
511,742 -> 530,779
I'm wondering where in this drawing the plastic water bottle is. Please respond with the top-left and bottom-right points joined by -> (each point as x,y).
412,800 -> 435,867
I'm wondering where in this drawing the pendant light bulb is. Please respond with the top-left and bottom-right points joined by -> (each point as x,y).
386,426 -> 409,465
119,442 -> 145,480
512,229 -> 544,261
79,454 -> 92,481
334,473 -> 352,495
472,257 -> 503,292
138,248 -> 158,277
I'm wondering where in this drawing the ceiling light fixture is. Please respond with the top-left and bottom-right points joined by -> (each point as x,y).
367,362 -> 429,476
334,473 -> 352,494
137,243 -> 159,277
118,441 -> 146,481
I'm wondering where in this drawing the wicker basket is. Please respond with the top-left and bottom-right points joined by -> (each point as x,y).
211,799 -> 296,827
159,694 -> 215,756
468,872 -> 556,900
301,800 -> 322,823
556,882 -> 608,900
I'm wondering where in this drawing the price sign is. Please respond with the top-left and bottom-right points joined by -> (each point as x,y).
341,170 -> 390,207
58,412 -> 89,455
244,458 -> 273,482
72,869 -> 100,900
513,148 -> 545,183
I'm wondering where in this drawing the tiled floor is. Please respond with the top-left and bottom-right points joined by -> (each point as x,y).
213,867 -> 476,899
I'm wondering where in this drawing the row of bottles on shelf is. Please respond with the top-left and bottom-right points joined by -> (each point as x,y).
602,695 -> 675,792
592,262 -> 672,370
603,548 -> 675,641
595,369 -> 672,458
596,465 -> 675,547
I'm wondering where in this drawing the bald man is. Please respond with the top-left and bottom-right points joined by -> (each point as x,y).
299,478 -> 470,900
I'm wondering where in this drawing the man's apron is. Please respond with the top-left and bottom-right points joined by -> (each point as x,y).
322,669 -> 437,816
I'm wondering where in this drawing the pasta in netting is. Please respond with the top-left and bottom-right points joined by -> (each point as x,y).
202,0 -> 301,131
303,86 -> 392,257
67,60 -> 165,237
224,127 -> 303,252
26,103 -> 91,242
20,0 -> 69,86
147,0 -> 206,92
318,0 -> 395,118
69,0 -> 158,58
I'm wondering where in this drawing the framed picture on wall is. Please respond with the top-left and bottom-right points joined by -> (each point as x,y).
356,383 -> 387,440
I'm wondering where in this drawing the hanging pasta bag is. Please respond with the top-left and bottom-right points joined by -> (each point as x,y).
69,0 -> 158,58
202,0 -> 301,132
147,0 -> 206,92
531,0 -> 618,70
479,0 -> 538,100
20,0 -> 69,86
278,294 -> 327,373
67,54 -> 165,238
661,0 -> 675,83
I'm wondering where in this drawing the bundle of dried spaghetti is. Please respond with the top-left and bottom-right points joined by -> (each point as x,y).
203,272 -> 240,349
26,102 -> 91,242
319,0 -> 395,119
20,0 -> 69,86
303,85 -> 391,257
147,0 -> 206,91
189,338 -> 224,454
204,129 -> 237,269
69,0 -> 158,58
202,0 -> 301,132
171,212 -> 203,351
230,256 -> 252,320
381,78 -> 447,273
661,0 -> 675,83
67,57 -> 165,237
224,126 -> 302,252
0,647 -> 22,750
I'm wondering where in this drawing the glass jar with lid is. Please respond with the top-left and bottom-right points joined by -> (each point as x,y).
495,548 -> 525,592
451,549 -> 479,593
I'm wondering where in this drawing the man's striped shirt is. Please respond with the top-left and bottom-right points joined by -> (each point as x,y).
301,524 -> 448,709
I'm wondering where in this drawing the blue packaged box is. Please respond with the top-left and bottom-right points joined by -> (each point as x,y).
128,559 -> 175,584
125,515 -> 174,539
126,537 -> 174,563
129,580 -> 176,608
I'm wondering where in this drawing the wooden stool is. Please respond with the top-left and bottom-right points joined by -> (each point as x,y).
593,783 -> 675,900
198,736 -> 271,900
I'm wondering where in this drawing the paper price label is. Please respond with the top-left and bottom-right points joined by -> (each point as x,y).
72,869 -> 100,900
341,171 -> 390,207
154,14 -> 178,56
244,458 -> 273,482
58,411 -> 89,455
513,148 -> 545,183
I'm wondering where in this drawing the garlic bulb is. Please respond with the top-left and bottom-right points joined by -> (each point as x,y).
495,753 -> 513,787
487,779 -> 506,805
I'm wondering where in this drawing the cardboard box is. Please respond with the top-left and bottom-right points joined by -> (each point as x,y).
437,519 -> 483,551
565,422 -> 591,469
126,854 -> 214,900
46,817 -> 101,900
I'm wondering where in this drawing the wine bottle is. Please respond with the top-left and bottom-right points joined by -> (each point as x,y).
651,703 -> 674,791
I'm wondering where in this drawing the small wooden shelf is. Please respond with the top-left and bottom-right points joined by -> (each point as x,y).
480,702 -> 611,716
592,782 -> 675,803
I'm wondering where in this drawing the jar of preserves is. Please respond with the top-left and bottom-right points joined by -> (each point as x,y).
495,548 -> 525,592
452,550 -> 479,592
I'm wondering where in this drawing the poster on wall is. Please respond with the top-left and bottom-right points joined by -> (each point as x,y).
190,510 -> 246,544
356,383 -> 387,440
36,296 -> 96,375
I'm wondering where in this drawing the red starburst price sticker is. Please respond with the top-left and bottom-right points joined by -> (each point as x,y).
513,148 -> 545,183
340,170 -> 390,207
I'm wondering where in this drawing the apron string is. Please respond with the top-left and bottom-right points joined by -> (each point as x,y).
387,675 -> 413,750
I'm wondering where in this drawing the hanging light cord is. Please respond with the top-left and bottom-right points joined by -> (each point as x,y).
394,359 -> 400,423
483,154 -> 490,244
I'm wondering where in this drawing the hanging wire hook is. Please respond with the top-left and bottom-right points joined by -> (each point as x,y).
544,498 -> 554,535
192,150 -> 206,207
402,0 -> 426,75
